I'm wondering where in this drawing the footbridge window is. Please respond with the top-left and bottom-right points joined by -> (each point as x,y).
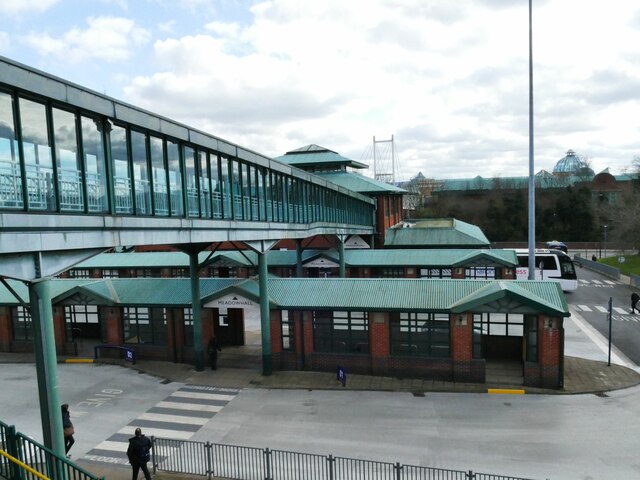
390,312 -> 450,357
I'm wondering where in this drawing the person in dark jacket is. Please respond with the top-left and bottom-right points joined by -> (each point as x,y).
127,427 -> 153,480
632,292 -> 640,314
61,404 -> 74,456
207,336 -> 222,370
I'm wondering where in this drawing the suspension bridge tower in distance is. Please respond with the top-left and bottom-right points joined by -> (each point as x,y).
372,135 -> 396,184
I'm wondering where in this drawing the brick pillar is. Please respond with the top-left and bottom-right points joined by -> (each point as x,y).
202,309 -> 214,347
451,312 -> 473,381
0,306 -> 12,351
405,268 -> 418,278
90,269 -> 102,279
451,267 -> 465,279
539,316 -> 562,388
302,311 -> 314,369
102,306 -> 122,344
52,305 -> 65,351
370,312 -> 389,375
270,310 -> 282,354
292,310 -> 304,369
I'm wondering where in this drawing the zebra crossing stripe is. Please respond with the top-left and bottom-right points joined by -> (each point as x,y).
83,385 -> 238,465
578,305 -> 592,312
595,306 -> 608,313
137,412 -> 210,425
613,307 -> 628,314
603,280 -> 616,285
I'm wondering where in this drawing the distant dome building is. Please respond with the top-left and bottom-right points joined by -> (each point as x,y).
552,149 -> 594,176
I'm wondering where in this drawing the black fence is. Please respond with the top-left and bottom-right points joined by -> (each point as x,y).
152,437 -> 544,480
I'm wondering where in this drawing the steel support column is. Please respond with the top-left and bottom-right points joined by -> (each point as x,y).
29,279 -> 65,456
189,252 -> 204,372
258,251 -> 272,375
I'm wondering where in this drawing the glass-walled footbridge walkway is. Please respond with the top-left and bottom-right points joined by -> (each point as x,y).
0,55 -> 375,458
0,56 -> 374,273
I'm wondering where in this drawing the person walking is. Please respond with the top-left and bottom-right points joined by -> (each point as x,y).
61,404 -> 75,457
631,292 -> 640,314
207,336 -> 222,370
127,427 -> 153,480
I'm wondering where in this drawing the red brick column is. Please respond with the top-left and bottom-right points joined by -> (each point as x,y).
302,311 -> 314,369
0,306 -> 12,351
452,268 -> 465,279
270,310 -> 282,354
102,306 -> 122,344
451,312 -> 473,381
52,305 -> 65,351
202,309 -> 215,347
538,316 -> 562,388
370,312 -> 389,375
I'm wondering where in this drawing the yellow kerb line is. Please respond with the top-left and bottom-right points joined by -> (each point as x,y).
487,388 -> 525,395
65,358 -> 94,363
0,449 -> 50,480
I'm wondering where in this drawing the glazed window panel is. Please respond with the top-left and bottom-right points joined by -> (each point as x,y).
166,140 -> 183,216
313,310 -> 369,354
131,130 -> 151,215
12,306 -> 32,341
19,98 -> 55,211
184,146 -> 198,217
198,150 -> 211,218
150,136 -> 168,216
110,124 -> 132,214
210,153 -> 222,218
477,312 -> 524,336
281,310 -> 293,350
219,156 -> 231,219
123,306 -> 166,345
183,308 -> 193,346
81,116 -> 108,212
52,107 -> 82,212
232,160 -> 242,220
390,312 -> 450,358
465,267 -> 496,279
64,304 -> 99,341
0,91 -> 22,209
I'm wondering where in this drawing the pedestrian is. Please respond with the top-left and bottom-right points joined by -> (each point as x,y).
591,254 -> 597,262
127,427 -> 153,480
632,292 -> 640,314
207,336 -> 221,370
61,404 -> 75,457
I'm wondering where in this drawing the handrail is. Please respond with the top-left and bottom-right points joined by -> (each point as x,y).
0,448 -> 50,480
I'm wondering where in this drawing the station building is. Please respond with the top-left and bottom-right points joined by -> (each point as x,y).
0,276 -> 568,388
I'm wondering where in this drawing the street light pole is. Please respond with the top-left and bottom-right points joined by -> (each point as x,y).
604,224 -> 608,259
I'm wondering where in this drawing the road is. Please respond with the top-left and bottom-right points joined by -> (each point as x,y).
2,271 -> 640,480
569,264 -> 640,365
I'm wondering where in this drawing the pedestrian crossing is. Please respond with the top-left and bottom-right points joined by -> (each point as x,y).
83,385 -> 239,466
578,279 -> 623,286
573,304 -> 639,317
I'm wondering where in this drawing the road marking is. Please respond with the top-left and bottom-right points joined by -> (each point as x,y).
170,390 -> 236,401
578,305 -> 592,312
591,280 -> 603,284
117,426 -> 194,440
156,401 -> 224,412
613,307 -> 628,314
595,306 -> 608,313
137,412 -> 210,425
488,389 -> 525,395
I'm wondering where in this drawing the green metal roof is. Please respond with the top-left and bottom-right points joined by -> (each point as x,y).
345,249 -> 517,267
274,144 -> 368,169
316,171 -> 406,194
384,219 -> 490,248
0,277 -> 568,316
266,278 -> 569,316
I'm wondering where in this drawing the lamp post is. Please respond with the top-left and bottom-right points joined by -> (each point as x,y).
603,224 -> 608,259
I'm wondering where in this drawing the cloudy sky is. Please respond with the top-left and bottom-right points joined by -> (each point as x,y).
1,0 -> 640,181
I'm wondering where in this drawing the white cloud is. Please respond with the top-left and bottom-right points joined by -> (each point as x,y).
0,32 -> 9,52
108,0 -> 640,179
23,16 -> 151,63
0,0 -> 59,15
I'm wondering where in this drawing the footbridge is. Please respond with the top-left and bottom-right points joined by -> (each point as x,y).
0,56 -> 375,456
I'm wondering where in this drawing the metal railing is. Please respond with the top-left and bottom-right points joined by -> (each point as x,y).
152,437 -> 543,480
0,420 -> 104,480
